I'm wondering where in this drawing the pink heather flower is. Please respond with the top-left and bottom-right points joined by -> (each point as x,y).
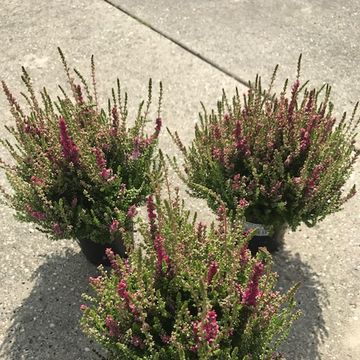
92,147 -> 107,169
89,276 -> 102,287
300,128 -> 310,151
207,261 -> 218,285
105,315 -> 120,338
127,205 -> 138,218
154,234 -> 171,274
117,279 -> 129,299
117,279 -> 139,317
105,248 -> 121,275
231,173 -> 241,191
234,120 -> 242,140
155,117 -> 162,133
211,147 -> 224,164
192,310 -> 219,349
131,335 -> 144,349
130,149 -> 141,160
130,137 -> 142,160
80,304 -> 88,311
242,261 -> 264,307
288,80 -> 300,121
238,198 -> 249,208
52,223 -> 62,236
101,167 -> 113,180
24,123 -> 31,133
196,222 -> 206,242
146,195 -> 158,239
306,164 -> 324,196
74,85 -> 84,105
239,243 -> 249,266
31,176 -> 44,186
216,204 -> 227,239
59,117 -> 79,164
211,124 -> 222,140
25,205 -> 46,221
203,310 -> 219,344
112,107 -> 119,130
109,219 -> 119,234
161,335 -> 171,344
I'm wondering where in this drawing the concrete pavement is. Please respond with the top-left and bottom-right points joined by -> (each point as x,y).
1,1 -> 360,359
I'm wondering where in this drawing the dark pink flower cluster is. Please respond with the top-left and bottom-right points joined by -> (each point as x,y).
241,261 -> 264,306
239,243 -> 250,266
105,315 -> 120,338
109,219 -> 119,234
306,164 -> 325,196
207,261 -> 218,285
59,117 -> 79,164
105,248 -> 122,275
127,204 -> 138,218
92,147 -> 113,180
23,122 -> 42,136
25,204 -> 46,221
31,176 -> 44,186
238,198 -> 249,208
52,223 -> 62,235
231,173 -> 241,191
233,120 -> 250,156
192,309 -> 219,350
131,335 -> 144,349
216,204 -> 227,239
117,279 -> 139,317
196,222 -> 206,242
154,234 -> 171,275
203,310 -> 219,344
154,117 -> 162,136
74,84 -> 84,105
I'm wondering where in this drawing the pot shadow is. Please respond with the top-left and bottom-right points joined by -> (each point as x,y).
273,249 -> 328,360
0,250 -> 104,360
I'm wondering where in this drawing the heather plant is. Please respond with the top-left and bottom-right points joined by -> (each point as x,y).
169,58 -> 359,233
0,48 -> 162,247
80,186 -> 299,359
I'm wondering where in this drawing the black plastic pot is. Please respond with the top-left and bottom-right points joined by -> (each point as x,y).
76,235 -> 128,266
246,223 -> 287,256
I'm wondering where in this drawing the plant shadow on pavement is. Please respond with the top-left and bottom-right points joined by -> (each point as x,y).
0,250 -> 103,360
274,249 -> 328,360
0,248 -> 327,360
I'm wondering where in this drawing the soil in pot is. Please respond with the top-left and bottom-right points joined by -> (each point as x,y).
245,222 -> 286,256
77,235 -> 128,266
77,221 -> 134,266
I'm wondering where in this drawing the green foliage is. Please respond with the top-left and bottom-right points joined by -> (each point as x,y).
80,190 -> 299,359
0,48 -> 163,244
170,60 -> 359,231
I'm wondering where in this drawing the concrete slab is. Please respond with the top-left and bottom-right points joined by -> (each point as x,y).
111,0 -> 360,107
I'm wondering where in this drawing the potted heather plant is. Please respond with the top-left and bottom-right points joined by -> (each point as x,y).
169,57 -> 359,253
0,48 -> 163,265
80,187 -> 299,359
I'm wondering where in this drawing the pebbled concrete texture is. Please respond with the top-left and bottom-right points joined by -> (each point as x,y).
0,0 -> 359,359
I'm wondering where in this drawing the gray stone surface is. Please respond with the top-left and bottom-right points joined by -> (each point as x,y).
0,0 -> 360,359
110,0 -> 360,107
